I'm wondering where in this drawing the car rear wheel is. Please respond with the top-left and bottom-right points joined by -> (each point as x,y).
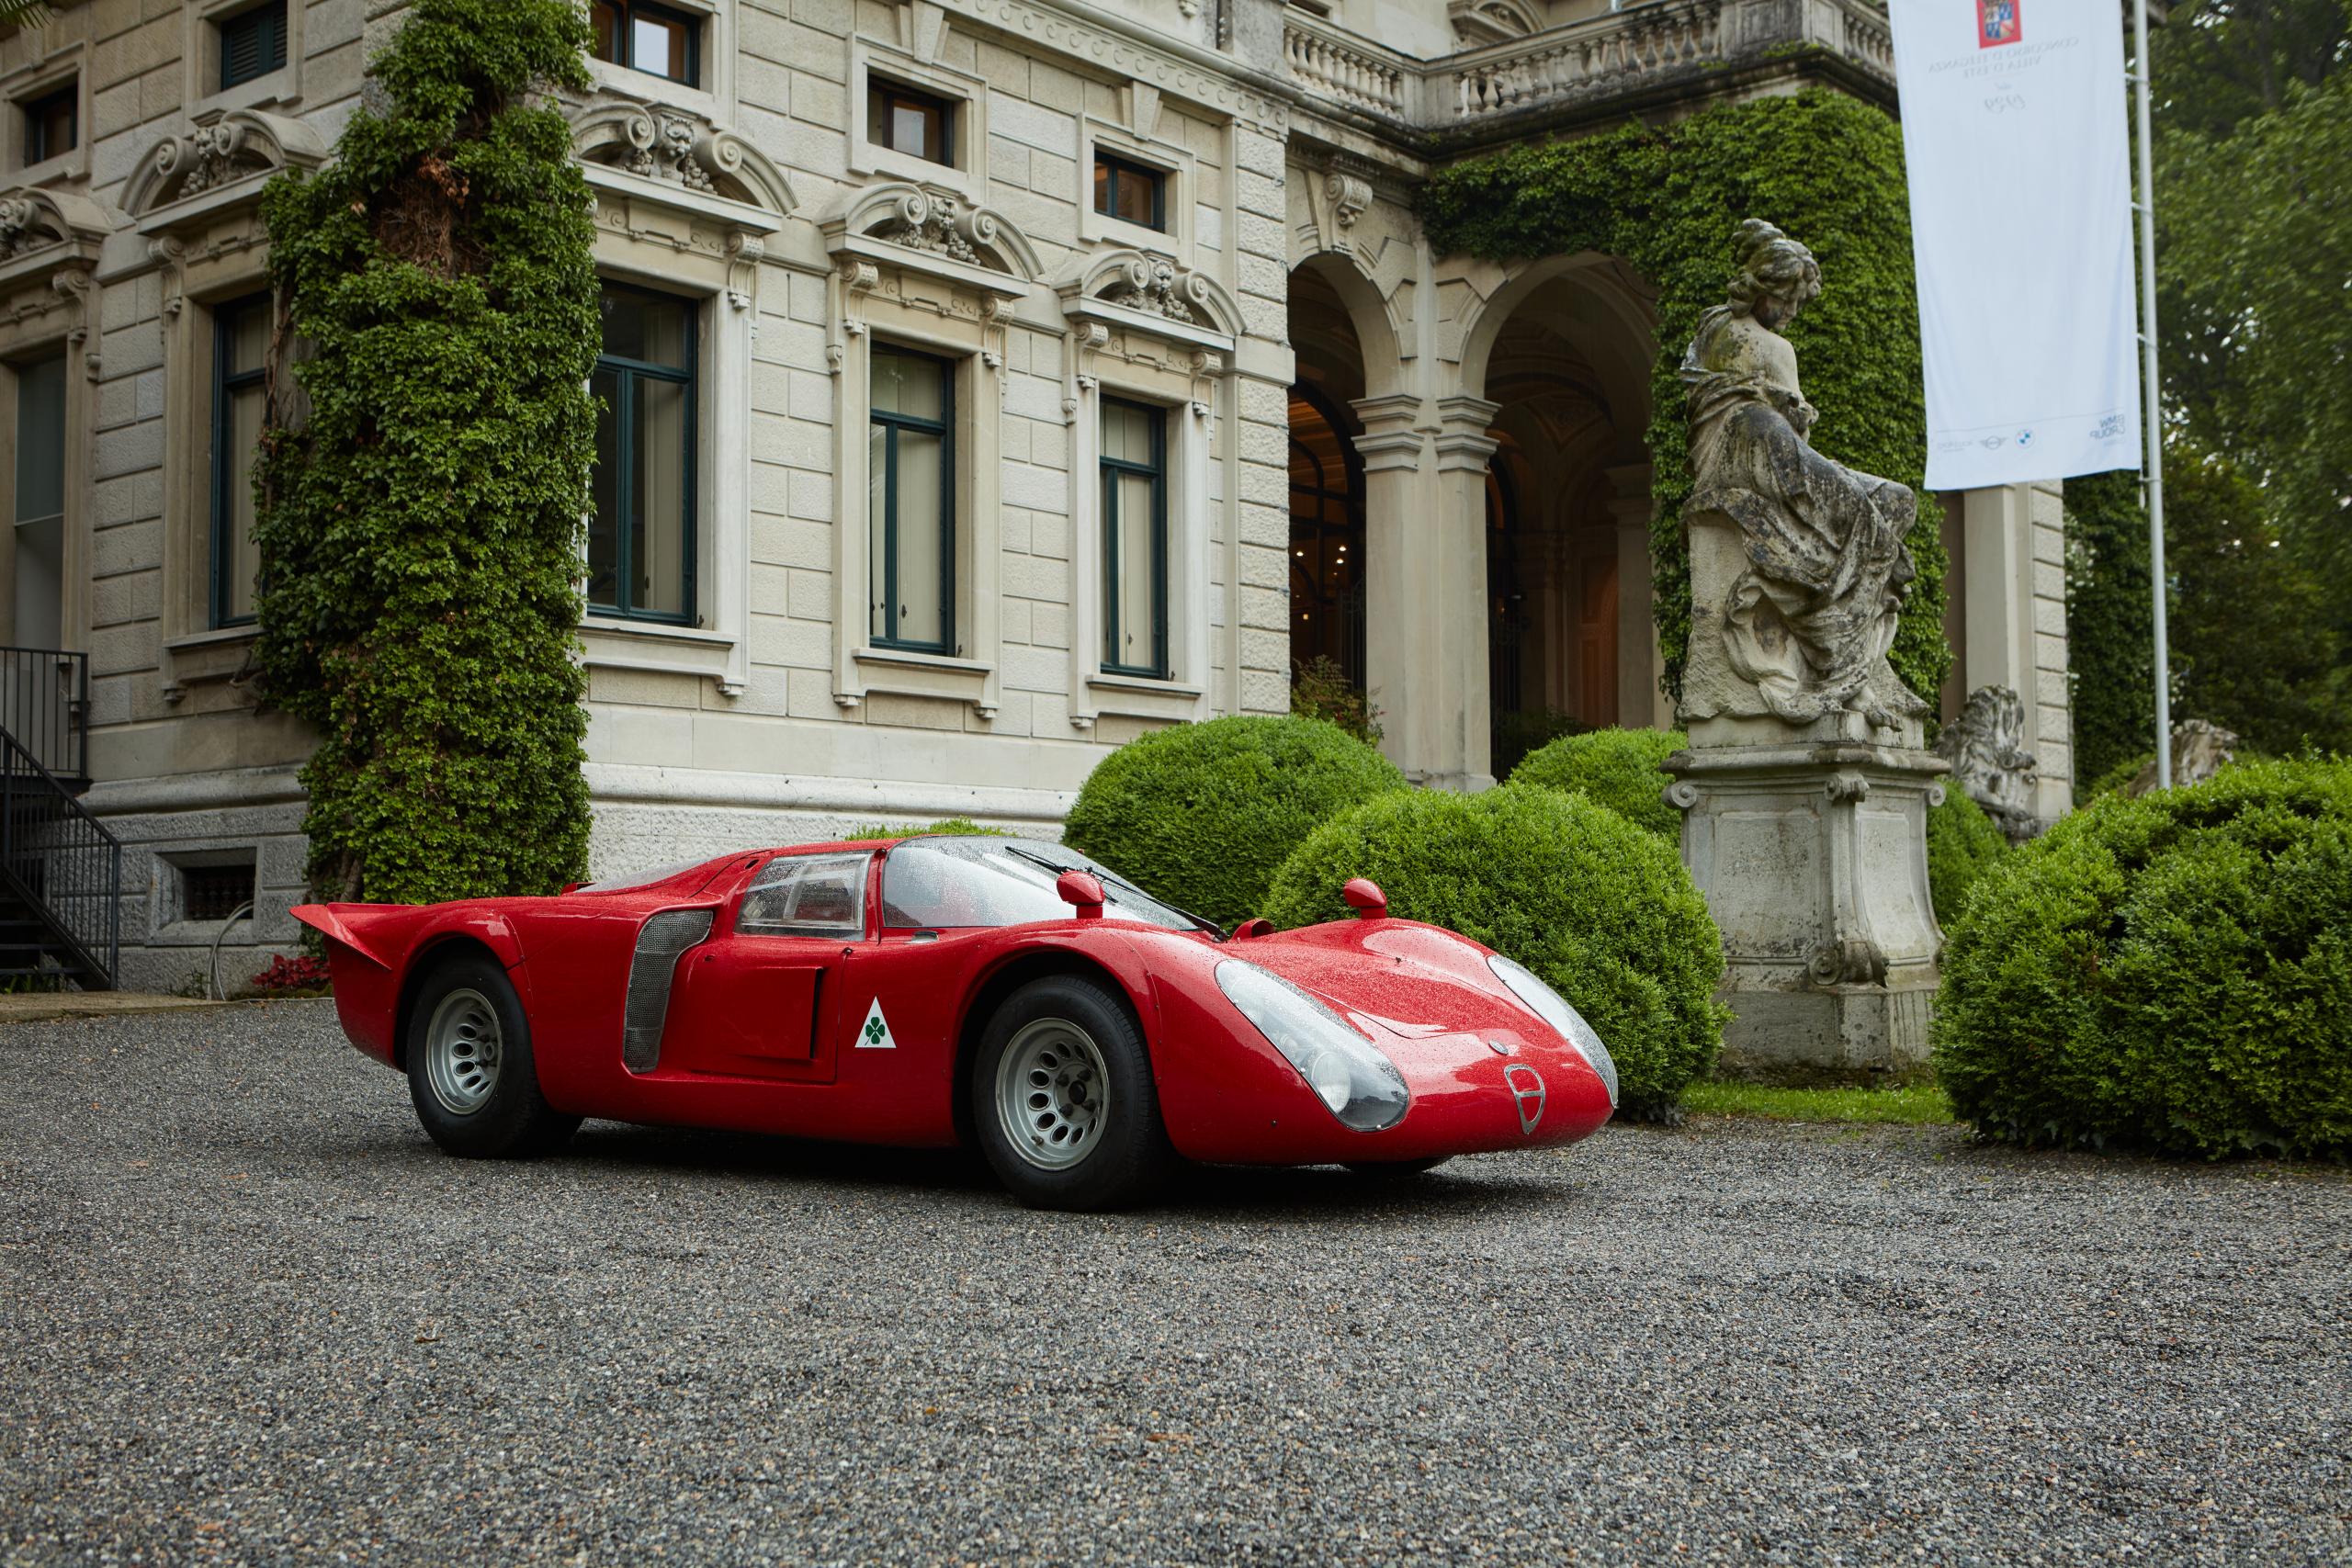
1344,1156 -> 1450,1179
406,953 -> 580,1159
974,975 -> 1170,1211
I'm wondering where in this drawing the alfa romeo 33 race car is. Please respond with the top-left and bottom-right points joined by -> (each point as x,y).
294,834 -> 1619,1210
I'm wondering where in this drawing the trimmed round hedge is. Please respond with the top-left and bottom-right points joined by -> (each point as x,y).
1508,728 -> 1689,840
1061,716 -> 1408,929
1260,785 -> 1727,1118
1933,759 -> 2352,1159
1925,792 -> 2007,926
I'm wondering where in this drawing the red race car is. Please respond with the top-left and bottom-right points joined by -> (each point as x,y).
294,834 -> 1618,1210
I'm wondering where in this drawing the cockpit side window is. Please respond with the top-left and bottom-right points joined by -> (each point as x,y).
739,852 -> 872,937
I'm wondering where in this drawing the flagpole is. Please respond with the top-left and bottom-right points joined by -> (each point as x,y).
2132,0 -> 2171,786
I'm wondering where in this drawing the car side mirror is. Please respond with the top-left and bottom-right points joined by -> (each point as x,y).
1057,869 -> 1106,919
1342,878 -> 1387,919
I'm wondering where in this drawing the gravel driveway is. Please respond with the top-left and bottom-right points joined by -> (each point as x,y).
2,1000 -> 2346,1565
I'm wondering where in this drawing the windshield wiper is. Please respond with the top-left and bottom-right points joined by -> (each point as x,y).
1001,845 -> 1223,938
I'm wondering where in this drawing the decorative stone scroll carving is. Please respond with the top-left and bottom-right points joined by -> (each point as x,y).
1325,171 -> 1372,231
122,111 -> 328,217
825,181 -> 1042,282
1935,685 -> 2042,841
1450,0 -> 1541,43
0,187 -> 114,265
1679,219 -> 1927,739
571,98 -> 797,215
1057,249 -> 1243,346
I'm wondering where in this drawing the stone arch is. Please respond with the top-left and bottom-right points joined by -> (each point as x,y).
121,110 -> 327,216
1289,248 -> 1403,400
1065,248 -> 1242,336
833,181 -> 1041,282
1454,250 -> 1654,416
570,98 -> 798,216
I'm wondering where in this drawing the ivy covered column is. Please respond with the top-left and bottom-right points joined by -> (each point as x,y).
1351,391 -> 1497,793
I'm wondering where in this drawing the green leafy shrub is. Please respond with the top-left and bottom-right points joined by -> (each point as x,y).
1509,728 -> 1688,840
255,0 -> 597,904
1261,786 -> 1727,1118
846,818 -> 1006,840
1289,655 -> 1382,744
1062,716 -> 1408,929
1933,759 -> 2352,1159
1925,792 -> 2007,925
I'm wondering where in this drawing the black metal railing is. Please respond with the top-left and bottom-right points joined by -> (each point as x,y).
0,647 -> 90,784
0,726 -> 120,988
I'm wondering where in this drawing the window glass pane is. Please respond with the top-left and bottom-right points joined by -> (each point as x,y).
227,304 -> 268,378
589,368 -> 621,608
1116,168 -> 1158,226
867,423 -> 891,642
870,349 -> 943,422
631,10 -> 691,81
589,1 -> 622,62
15,354 -> 66,527
12,512 -> 61,650
890,428 -> 945,648
1112,471 -> 1159,671
1102,401 -> 1156,467
223,382 -> 266,622
1092,158 -> 1112,216
601,288 -> 689,370
27,88 -> 76,161
631,374 -> 688,618
741,852 -> 870,935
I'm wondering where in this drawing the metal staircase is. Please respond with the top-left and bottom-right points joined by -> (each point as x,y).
0,649 -> 119,990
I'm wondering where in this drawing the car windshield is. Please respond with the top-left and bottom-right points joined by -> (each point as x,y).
879,837 -> 1216,936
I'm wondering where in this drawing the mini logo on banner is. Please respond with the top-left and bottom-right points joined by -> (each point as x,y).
856,998 -> 896,1049
1977,0 -> 2019,47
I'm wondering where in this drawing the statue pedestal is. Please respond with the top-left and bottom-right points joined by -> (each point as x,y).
1664,738 -> 1948,1084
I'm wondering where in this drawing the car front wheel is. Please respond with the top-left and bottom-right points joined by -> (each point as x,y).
974,974 -> 1170,1211
406,953 -> 579,1159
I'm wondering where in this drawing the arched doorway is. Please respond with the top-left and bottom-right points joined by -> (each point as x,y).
1289,382 -> 1366,689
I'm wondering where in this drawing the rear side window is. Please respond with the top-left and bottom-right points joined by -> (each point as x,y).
740,852 -> 871,937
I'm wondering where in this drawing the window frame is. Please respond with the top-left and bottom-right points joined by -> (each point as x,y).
737,852 -> 875,940
1099,396 -> 1170,681
591,0 -> 704,88
21,85 -> 76,164
218,0 -> 289,92
867,343 -> 957,659
866,76 -> 956,169
1092,152 -> 1168,233
209,293 -> 269,630
591,282 -> 700,626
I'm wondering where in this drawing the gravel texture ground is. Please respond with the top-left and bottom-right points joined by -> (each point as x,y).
2,999 -> 2346,1566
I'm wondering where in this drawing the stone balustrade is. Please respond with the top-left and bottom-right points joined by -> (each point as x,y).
1281,0 -> 1896,130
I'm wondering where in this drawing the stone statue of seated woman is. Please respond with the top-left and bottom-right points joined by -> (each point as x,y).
1678,219 -> 1928,742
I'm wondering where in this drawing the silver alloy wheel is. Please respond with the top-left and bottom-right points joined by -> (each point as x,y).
424,987 -> 503,1116
996,1018 -> 1111,1171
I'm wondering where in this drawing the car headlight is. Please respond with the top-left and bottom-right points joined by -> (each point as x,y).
1487,953 -> 1619,1110
1215,960 -> 1409,1132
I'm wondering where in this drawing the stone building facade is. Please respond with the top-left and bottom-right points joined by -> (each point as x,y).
0,0 -> 2076,988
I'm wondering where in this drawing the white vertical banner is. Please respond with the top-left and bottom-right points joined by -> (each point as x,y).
1890,0 -> 2143,490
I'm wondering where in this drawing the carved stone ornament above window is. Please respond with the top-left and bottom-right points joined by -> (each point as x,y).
1057,248 -> 1241,353
822,181 -> 1043,288
122,110 -> 327,220
570,96 -> 797,216
0,186 -> 116,269
1449,0 -> 1541,44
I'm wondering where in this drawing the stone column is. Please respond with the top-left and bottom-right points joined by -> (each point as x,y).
1607,463 -> 1666,732
1352,392 -> 1497,793
1957,481 -> 2074,818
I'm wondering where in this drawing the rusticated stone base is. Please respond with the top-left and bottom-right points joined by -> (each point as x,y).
1663,739 -> 1949,1085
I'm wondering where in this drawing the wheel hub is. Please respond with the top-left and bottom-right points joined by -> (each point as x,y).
424,988 -> 503,1116
997,1020 -> 1109,1171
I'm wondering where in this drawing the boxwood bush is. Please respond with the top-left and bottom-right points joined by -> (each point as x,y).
1061,716 -> 1408,929
1925,791 -> 2007,926
1933,759 -> 2352,1158
1508,728 -> 1688,840
1260,786 -> 1727,1118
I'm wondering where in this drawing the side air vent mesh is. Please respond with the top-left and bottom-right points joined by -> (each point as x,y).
622,908 -> 715,1074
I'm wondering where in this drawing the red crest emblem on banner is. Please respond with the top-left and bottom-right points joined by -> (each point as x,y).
1977,0 -> 2021,46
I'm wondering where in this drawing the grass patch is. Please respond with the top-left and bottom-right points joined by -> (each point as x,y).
1681,1080 -> 1956,1125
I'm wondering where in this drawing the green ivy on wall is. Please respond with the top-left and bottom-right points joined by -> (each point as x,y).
2063,468 -> 2154,799
1419,89 -> 1951,708
254,0 -> 598,904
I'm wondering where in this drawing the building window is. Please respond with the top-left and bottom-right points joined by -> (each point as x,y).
219,1 -> 288,90
210,296 -> 268,628
10,353 -> 65,650
21,85 -> 75,164
1093,153 -> 1166,231
1100,398 -> 1168,679
868,346 -> 955,656
590,0 -> 702,86
867,79 -> 954,167
591,285 -> 697,623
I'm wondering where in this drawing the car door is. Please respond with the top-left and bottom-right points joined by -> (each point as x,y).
656,850 -> 876,1083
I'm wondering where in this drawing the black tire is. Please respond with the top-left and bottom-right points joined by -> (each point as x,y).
405,953 -> 579,1159
972,974 -> 1171,1211
1344,1157 -> 1450,1179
